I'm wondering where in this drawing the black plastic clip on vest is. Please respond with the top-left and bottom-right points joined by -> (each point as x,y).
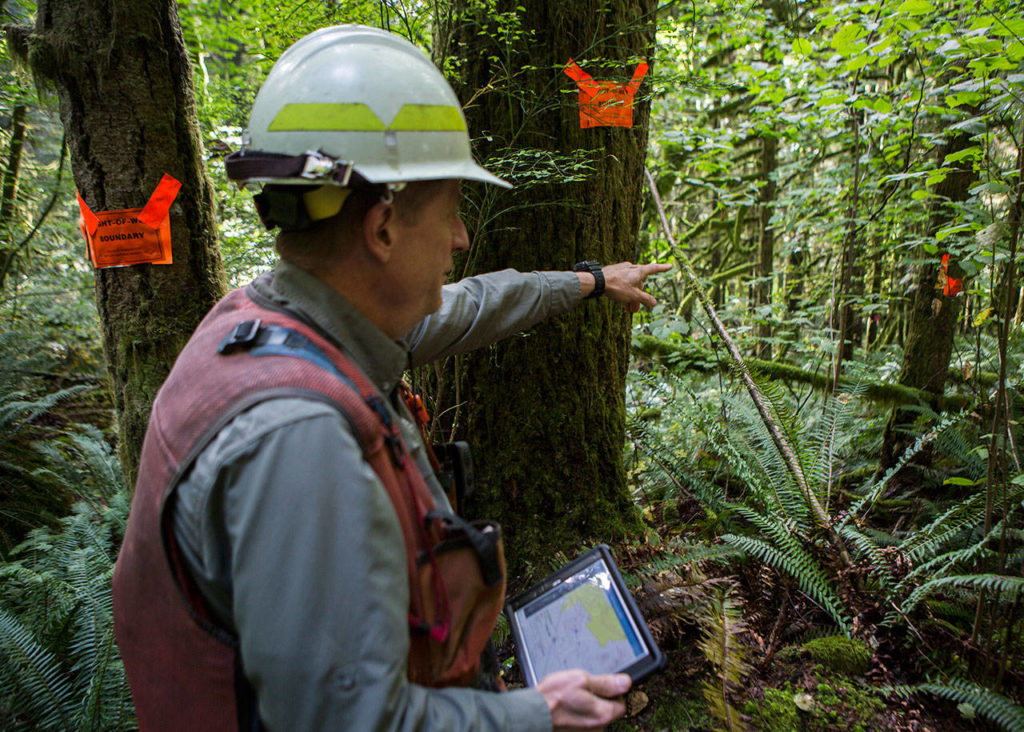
218,319 -> 262,354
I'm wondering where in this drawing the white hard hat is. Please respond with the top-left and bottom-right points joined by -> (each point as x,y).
226,25 -> 510,189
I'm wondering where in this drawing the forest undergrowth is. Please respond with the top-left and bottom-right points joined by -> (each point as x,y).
2,319 -> 1024,729
608,347 -> 1024,731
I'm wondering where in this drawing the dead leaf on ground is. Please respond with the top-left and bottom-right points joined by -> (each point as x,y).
625,689 -> 649,716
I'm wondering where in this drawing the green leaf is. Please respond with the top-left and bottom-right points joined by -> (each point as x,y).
964,37 -> 1002,54
944,146 -> 981,164
970,180 -> 1010,195
872,98 -> 893,113
927,170 -> 949,186
973,307 -> 994,327
845,55 -> 871,71
815,93 -> 846,108
831,24 -> 866,54
946,91 -> 984,107
944,477 -> 977,486
993,18 -> 1024,37
969,56 -> 1015,73
792,38 -> 813,56
897,0 -> 933,14
912,189 -> 931,201
922,242 -> 938,254
936,223 -> 973,242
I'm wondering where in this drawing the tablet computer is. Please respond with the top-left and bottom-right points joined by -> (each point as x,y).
506,545 -> 665,686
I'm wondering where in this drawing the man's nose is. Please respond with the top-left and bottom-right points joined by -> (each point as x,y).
451,215 -> 470,252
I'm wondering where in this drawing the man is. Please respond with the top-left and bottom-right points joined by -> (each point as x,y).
112,25 -> 669,731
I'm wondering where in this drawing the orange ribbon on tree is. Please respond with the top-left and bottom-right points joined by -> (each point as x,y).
77,174 -> 182,268
941,253 -> 964,296
564,59 -> 648,129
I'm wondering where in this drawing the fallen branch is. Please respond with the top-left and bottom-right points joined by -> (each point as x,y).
632,334 -> 974,412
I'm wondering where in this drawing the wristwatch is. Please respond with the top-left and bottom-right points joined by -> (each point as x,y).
572,260 -> 605,299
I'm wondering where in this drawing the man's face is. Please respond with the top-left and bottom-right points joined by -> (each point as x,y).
386,180 -> 469,326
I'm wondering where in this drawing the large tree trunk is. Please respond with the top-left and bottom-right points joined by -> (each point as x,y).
435,0 -> 654,581
29,0 -> 226,484
880,130 -> 977,471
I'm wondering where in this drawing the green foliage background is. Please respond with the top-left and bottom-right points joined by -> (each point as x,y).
0,0 -> 1022,729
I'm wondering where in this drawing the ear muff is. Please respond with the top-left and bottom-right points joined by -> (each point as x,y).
304,185 -> 351,221
253,185 -> 352,231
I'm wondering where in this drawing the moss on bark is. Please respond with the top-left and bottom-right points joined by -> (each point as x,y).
33,0 -> 227,485
436,0 -> 655,583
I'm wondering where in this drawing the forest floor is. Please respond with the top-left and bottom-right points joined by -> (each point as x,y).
499,529 -> 994,732
609,635 -> 985,731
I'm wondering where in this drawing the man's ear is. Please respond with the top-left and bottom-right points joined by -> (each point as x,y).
362,199 -> 396,264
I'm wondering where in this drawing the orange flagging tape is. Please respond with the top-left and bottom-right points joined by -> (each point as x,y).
941,253 -> 964,296
564,59 -> 648,128
77,174 -> 181,268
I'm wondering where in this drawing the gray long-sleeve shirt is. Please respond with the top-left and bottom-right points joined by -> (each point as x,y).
171,260 -> 582,731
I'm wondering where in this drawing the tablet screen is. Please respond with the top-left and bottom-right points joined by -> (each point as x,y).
507,546 -> 663,685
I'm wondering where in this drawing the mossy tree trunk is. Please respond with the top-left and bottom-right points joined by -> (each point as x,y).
435,0 -> 654,582
0,103 -> 27,289
754,133 -> 776,360
28,0 -> 226,485
880,129 -> 977,472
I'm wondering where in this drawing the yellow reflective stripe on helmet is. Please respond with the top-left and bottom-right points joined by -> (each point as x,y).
268,103 -> 386,131
268,103 -> 466,132
389,104 -> 466,131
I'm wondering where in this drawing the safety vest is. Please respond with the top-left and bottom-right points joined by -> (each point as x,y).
112,286 -> 506,731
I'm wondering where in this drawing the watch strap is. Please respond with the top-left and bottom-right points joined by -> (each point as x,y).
572,260 -> 605,299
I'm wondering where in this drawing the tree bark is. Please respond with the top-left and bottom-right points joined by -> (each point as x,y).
831,107 -> 865,389
0,103 -> 27,289
879,130 -> 977,471
30,0 -> 226,484
754,133 -> 776,359
435,0 -> 654,581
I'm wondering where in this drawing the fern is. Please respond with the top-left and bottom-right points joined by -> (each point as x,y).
628,420 -> 728,514
901,573 -> 1024,617
0,607 -> 78,730
840,411 -> 967,530
698,587 -> 751,732
838,525 -> 898,590
899,492 -> 988,562
0,494 -> 134,730
888,679 -> 1024,731
720,532 -> 851,634
639,542 -> 746,574
0,329 -> 111,553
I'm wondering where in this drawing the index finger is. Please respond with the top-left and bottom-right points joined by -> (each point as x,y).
639,262 -> 673,275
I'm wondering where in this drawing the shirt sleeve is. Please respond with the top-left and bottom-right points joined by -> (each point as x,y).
403,269 -> 581,367
172,398 -> 552,731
